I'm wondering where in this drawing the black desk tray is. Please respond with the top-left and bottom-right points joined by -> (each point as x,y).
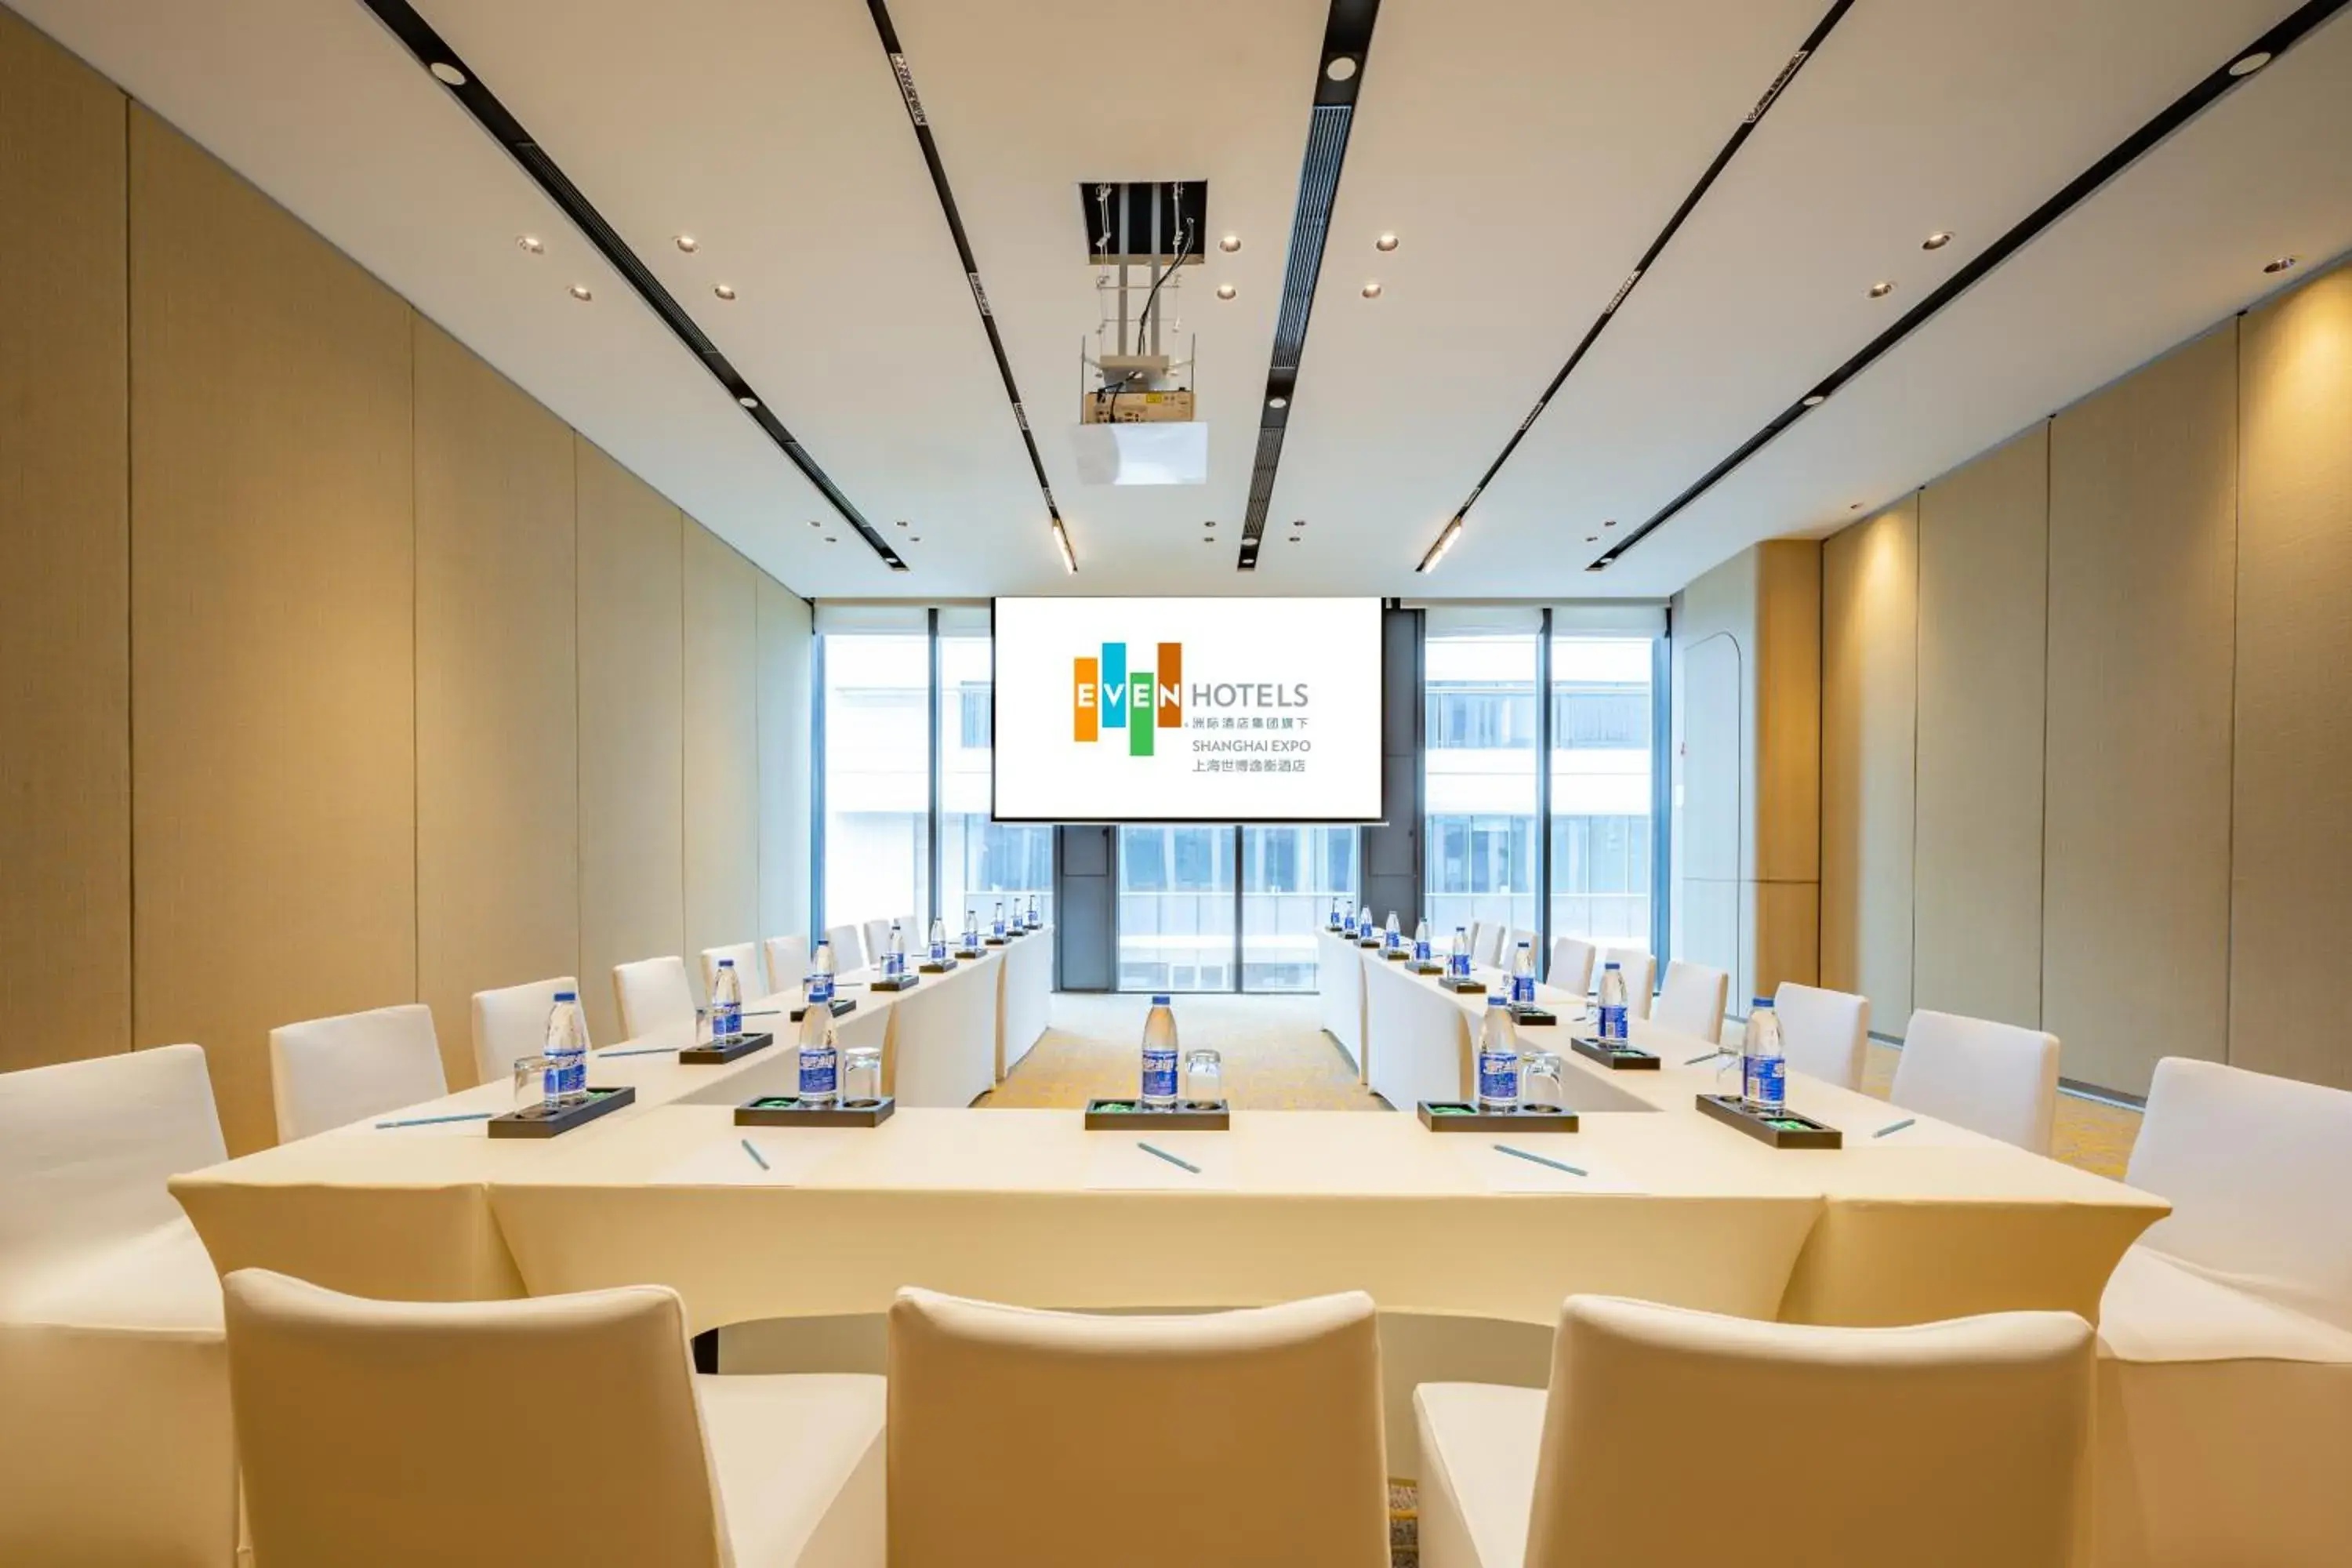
789,997 -> 858,1023
735,1094 -> 893,1128
1381,948 -> 1411,961
1417,1101 -> 1580,1133
916,957 -> 960,973
1694,1093 -> 1842,1149
680,1031 -> 772,1065
1570,1036 -> 1659,1070
1408,960 -> 1447,975
1443,976 -> 1488,994
869,973 -> 920,992
1508,1005 -> 1559,1026
489,1085 -> 634,1138
1083,1098 -> 1231,1131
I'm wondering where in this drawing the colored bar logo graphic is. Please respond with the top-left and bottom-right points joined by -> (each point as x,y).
1072,640 -> 1181,755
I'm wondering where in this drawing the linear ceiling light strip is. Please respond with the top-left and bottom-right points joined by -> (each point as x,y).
1596,0 -> 2350,570
1239,0 -> 1382,572
1414,0 -> 1853,573
863,1 -> 1073,574
354,0 -> 905,570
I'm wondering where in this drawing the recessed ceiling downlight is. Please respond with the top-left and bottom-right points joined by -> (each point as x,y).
517,235 -> 543,255
1361,282 -> 1382,299
713,284 -> 738,300
1325,56 -> 1358,82
1802,393 -> 1827,408
1375,234 -> 1399,252
674,235 -> 699,253
1268,395 -> 1287,409
1219,234 -> 1242,253
568,285 -> 593,302
2229,51 -> 2272,76
1867,280 -> 1895,299
2263,256 -> 2299,274
1922,231 -> 1953,250
1215,284 -> 1237,300
738,395 -> 759,408
428,61 -> 467,86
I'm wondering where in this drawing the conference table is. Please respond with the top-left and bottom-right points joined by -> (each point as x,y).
1314,927 -> 1370,1076
169,925 -> 2165,1344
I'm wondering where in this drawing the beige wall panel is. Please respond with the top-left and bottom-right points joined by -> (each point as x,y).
1820,501 -> 1918,1036
0,13 -> 129,1070
1754,539 -> 1822,887
2044,326 -> 2237,1095
1753,880 -> 1820,1007
757,578 -> 813,947
682,521 -> 760,1001
1915,426 -> 2049,1029
2231,267 -> 2352,1089
129,110 -> 416,1151
414,319 -> 579,1085
576,440 -> 684,1044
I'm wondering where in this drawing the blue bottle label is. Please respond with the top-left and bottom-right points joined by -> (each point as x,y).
1478,1051 -> 1519,1105
1599,1004 -> 1628,1040
931,942 -> 946,964
1744,1054 -> 1785,1109
1414,939 -> 1432,962
1142,1047 -> 1178,1099
1513,974 -> 1535,1006
558,1050 -> 584,1098
808,975 -> 833,1004
543,1060 -> 564,1102
799,1047 -> 837,1097
1450,953 -> 1470,978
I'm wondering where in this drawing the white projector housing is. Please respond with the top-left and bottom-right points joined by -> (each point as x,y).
1069,421 -> 1210,485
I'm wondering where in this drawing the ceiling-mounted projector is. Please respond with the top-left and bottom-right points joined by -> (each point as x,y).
1073,179 -> 1207,486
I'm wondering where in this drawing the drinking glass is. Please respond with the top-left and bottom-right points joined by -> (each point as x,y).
1181,1048 -> 1225,1109
510,1054 -> 556,1112
1519,1051 -> 1567,1112
840,1045 -> 884,1106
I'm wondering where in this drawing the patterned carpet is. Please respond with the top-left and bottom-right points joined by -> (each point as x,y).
987,993 -> 2142,1179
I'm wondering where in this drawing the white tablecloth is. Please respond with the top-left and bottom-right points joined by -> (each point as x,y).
1315,930 -> 1370,1078
998,927 -> 1054,1076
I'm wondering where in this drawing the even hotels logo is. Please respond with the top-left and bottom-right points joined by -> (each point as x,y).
1073,641 -> 1181,757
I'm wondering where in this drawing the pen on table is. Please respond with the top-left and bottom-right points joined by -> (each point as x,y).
1493,1142 -> 1586,1178
1136,1141 -> 1200,1174
375,1111 -> 494,1130
599,1044 -> 680,1058
740,1138 -> 770,1171
1684,1048 -> 1729,1066
1873,1117 -> 1917,1139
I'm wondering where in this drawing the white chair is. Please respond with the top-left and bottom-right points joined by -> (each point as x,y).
764,935 -> 811,996
699,942 -> 761,1003
887,1287 -> 1388,1567
1470,922 -> 1504,968
862,919 -> 895,969
1771,981 -> 1869,1090
613,955 -> 697,1040
1889,1008 -> 2060,1152
1545,935 -> 1595,995
824,924 -> 867,972
1415,1295 -> 2092,1568
0,1044 -> 238,1566
470,976 -> 579,1088
2092,1058 -> 2352,1567
1598,948 -> 1654,1019
270,1003 -> 448,1142
223,1269 -> 883,1568
1652,960 -> 1729,1043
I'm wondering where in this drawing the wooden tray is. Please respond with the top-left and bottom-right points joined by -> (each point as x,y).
489,1084 -> 635,1138
1381,949 -> 1411,961
1356,938 -> 1385,949
869,974 -> 920,992
1084,1098 -> 1231,1131
1694,1093 -> 1842,1149
984,936 -> 1009,946
789,997 -> 858,1023
1443,977 -> 1489,994
679,1031 -> 773,1065
1408,960 -> 1447,975
735,1094 -> 894,1128
953,946 -> 986,960
1417,1101 -> 1580,1133
1570,1036 -> 1659,1070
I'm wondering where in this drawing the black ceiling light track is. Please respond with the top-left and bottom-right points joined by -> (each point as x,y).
1414,0 -> 1853,574
1239,0 -> 1382,572
354,0 -> 906,571
1595,0 -> 2351,571
864,1 -> 1075,575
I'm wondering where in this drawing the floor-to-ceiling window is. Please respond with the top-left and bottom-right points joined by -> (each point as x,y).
937,620 -> 1053,936
1243,826 -> 1359,991
1549,635 -> 1654,946
1116,826 -> 1236,992
820,622 -> 931,932
1424,617 -> 1541,946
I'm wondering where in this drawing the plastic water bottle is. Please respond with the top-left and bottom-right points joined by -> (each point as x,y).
1449,926 -> 1471,978
1028,893 -> 1041,927
887,920 -> 906,978
1330,896 -> 1344,931
993,900 -> 1007,938
808,938 -> 836,1006
1478,996 -> 1521,1112
796,999 -> 838,1106
1413,918 -> 1431,964
1598,961 -> 1629,1041
1512,940 -> 1536,1007
544,989 -> 587,1105
710,959 -> 742,1041
1385,911 -> 1401,950
1357,904 -> 1374,941
1141,996 -> 1179,1109
1743,998 -> 1786,1113
928,916 -> 948,966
